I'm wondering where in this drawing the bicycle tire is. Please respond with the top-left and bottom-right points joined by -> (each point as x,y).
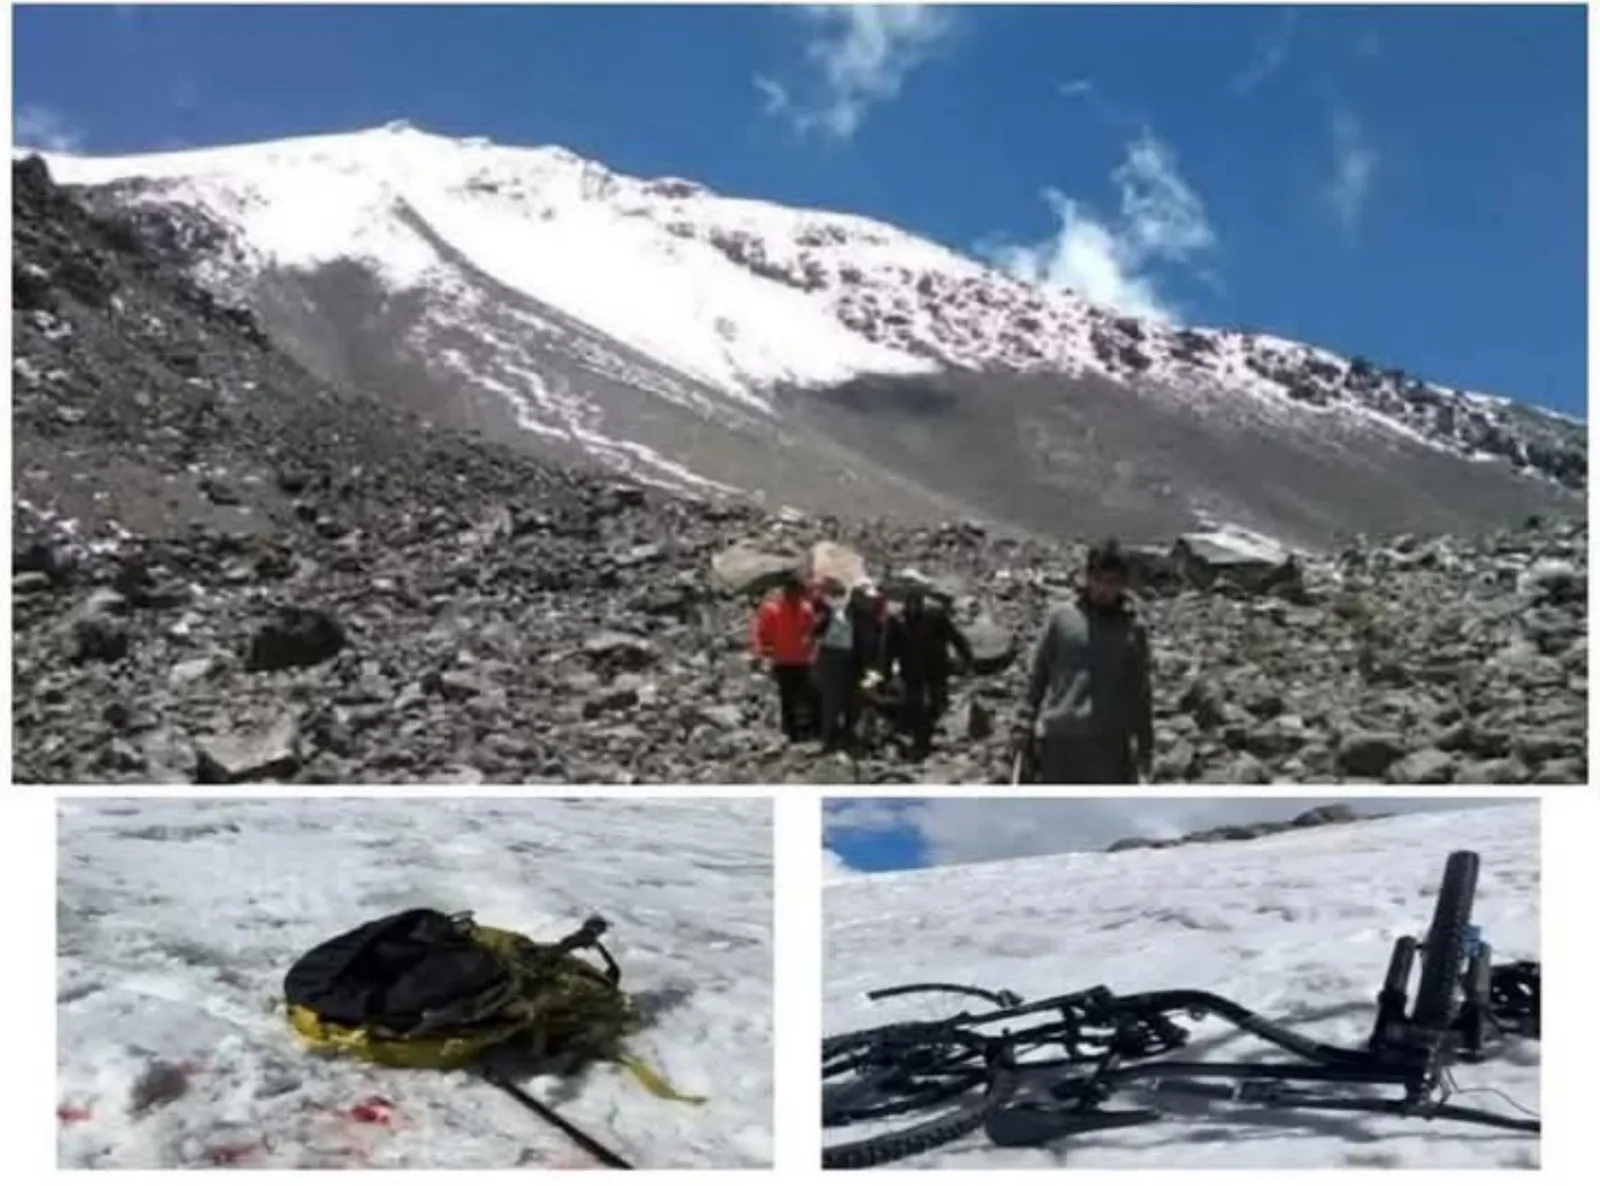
825,1018 -> 993,1114
824,1037 -> 989,1126
1412,851 -> 1479,1031
823,1045 -> 1018,1169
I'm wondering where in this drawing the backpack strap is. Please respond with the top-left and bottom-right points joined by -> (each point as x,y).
545,916 -> 621,985
613,1052 -> 708,1103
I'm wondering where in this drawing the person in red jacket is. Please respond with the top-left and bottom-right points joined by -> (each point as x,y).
751,572 -> 819,740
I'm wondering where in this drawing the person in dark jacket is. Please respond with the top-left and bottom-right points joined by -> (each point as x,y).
884,587 -> 974,757
849,583 -> 889,684
1017,538 -> 1154,784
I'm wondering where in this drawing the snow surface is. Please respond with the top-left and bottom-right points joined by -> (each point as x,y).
57,797 -> 772,1169
824,803 -> 1540,1169
38,125 -> 940,401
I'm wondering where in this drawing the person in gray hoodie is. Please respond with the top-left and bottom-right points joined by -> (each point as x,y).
1017,539 -> 1155,784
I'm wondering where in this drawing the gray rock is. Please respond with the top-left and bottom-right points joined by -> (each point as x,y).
1387,748 -> 1456,784
582,631 -> 658,670
69,614 -> 129,664
809,541 -> 870,591
960,618 -> 1016,676
1336,732 -> 1407,778
963,699 -> 995,741
12,571 -> 53,595
169,655 -> 223,686
697,704 -> 745,731
710,543 -> 801,597
1292,803 -> 1358,827
245,606 -> 346,672
195,714 -> 301,783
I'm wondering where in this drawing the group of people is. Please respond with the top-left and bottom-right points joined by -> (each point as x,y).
748,539 -> 1156,783
749,571 -> 974,757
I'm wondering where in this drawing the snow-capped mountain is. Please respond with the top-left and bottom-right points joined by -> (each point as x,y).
824,802 -> 1539,1168
32,122 -> 1583,547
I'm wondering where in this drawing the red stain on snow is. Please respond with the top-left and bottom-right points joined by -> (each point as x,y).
57,1104 -> 93,1125
348,1096 -> 397,1126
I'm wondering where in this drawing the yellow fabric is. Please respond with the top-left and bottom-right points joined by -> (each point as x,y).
287,1004 -> 531,1069
615,1053 -> 707,1104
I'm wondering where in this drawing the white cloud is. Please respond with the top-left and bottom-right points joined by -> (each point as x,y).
824,848 -> 859,882
1323,109 -> 1379,238
1230,8 -> 1296,95
15,104 -> 84,153
897,798 -> 1526,869
984,130 -> 1216,322
756,4 -> 956,141
825,799 -> 916,832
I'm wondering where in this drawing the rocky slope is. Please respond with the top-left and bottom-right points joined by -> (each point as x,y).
12,158 -> 1587,786
33,123 -> 1585,551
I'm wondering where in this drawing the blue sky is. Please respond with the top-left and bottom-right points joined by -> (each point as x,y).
12,4 -> 1587,415
824,797 -> 1530,872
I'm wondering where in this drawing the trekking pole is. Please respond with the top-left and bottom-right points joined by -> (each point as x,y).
1009,734 -> 1035,785
480,1067 -> 634,1169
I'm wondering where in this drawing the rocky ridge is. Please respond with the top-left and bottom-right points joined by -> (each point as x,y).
11,158 -> 1588,785
1104,803 -> 1380,852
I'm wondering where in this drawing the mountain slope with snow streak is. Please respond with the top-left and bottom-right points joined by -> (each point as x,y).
30,123 -> 1582,545
57,797 -> 772,1169
38,124 -> 941,400
824,803 -> 1540,1169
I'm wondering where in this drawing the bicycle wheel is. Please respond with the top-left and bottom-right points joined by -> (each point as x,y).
1412,850 -> 1479,1030
823,1032 -> 1017,1169
824,1024 -> 988,1125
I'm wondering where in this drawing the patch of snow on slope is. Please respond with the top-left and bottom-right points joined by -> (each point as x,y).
1183,521 -> 1291,563
58,797 -> 772,1169
825,804 -> 1539,1169
41,126 -> 938,402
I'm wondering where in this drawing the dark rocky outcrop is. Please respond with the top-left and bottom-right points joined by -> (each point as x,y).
1106,802 -> 1374,852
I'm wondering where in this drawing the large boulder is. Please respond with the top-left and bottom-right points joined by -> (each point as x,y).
882,565 -> 964,605
195,714 -> 302,783
245,606 -> 347,672
1172,530 -> 1304,598
809,541 -> 870,591
709,542 -> 802,598
960,617 -> 1017,676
